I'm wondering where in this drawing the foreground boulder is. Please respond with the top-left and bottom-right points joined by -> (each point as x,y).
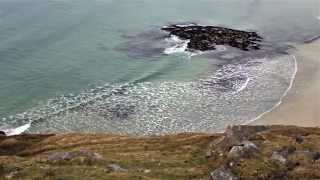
228,141 -> 259,159
162,24 -> 262,51
209,168 -> 239,180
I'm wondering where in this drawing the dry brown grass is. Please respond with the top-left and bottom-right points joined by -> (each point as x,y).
0,126 -> 319,179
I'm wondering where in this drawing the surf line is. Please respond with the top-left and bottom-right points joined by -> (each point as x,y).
0,122 -> 32,136
244,54 -> 298,125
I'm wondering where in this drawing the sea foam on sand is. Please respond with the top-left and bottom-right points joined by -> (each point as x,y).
1,123 -> 31,136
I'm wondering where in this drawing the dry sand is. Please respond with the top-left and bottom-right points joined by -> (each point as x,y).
252,41 -> 320,127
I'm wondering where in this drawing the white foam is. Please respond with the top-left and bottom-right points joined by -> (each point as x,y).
244,55 -> 298,124
215,45 -> 227,52
164,35 -> 189,55
163,35 -> 208,58
209,63 -> 251,93
0,54 -> 296,135
236,77 -> 250,93
174,23 -> 197,27
3,122 -> 31,136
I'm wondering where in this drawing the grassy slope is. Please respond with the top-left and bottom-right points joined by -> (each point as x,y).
0,126 -> 320,180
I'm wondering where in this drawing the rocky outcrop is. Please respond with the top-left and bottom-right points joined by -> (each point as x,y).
213,125 -> 268,151
228,141 -> 259,159
162,24 -> 262,51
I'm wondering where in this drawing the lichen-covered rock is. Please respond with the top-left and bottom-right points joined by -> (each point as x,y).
271,152 -> 287,164
228,141 -> 259,159
209,168 -> 238,180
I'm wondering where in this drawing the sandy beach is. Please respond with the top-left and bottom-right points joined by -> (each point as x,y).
253,40 -> 320,127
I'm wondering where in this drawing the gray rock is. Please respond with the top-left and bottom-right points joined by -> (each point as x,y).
228,141 -> 259,158
290,150 -> 320,161
271,152 -> 287,164
218,126 -> 268,150
209,168 -> 239,180
294,150 -> 314,159
107,164 -> 128,172
278,146 -> 296,157
48,150 -> 103,162
228,146 -> 244,159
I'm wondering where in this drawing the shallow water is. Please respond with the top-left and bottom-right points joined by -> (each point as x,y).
0,0 -> 319,134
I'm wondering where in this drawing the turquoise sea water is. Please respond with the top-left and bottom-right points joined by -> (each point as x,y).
0,0 -> 319,134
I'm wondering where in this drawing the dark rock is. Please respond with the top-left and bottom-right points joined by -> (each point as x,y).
287,150 -> 320,164
294,135 -> 304,143
110,104 -> 136,119
162,24 -> 262,52
287,161 -> 300,171
0,131 -> 6,136
278,146 -> 296,157
313,152 -> 320,161
209,168 -> 239,180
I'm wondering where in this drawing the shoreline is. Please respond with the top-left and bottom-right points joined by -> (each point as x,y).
2,40 -> 318,136
252,40 -> 320,127
244,54 -> 298,125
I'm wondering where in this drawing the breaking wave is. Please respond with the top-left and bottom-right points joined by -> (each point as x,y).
0,54 -> 296,135
163,35 -> 190,55
1,123 -> 31,136
163,34 -> 227,58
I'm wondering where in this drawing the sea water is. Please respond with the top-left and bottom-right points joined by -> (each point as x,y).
0,0 -> 319,135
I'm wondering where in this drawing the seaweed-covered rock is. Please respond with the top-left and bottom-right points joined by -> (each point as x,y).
162,24 -> 262,51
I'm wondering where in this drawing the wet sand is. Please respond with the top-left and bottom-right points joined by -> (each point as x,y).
252,41 -> 320,127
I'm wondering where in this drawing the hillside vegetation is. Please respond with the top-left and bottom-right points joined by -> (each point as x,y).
0,125 -> 320,180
